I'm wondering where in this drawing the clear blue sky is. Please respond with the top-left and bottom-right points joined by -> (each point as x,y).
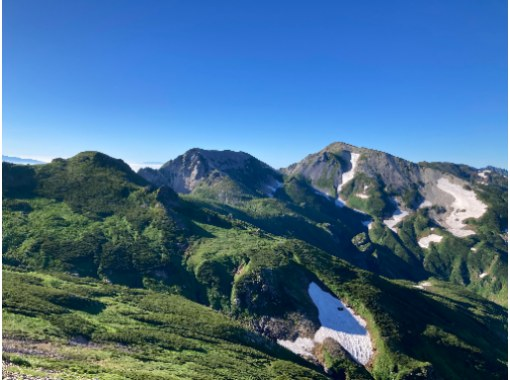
4,0 -> 508,168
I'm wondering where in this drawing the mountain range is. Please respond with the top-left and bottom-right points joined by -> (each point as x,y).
2,155 -> 45,165
3,142 -> 508,379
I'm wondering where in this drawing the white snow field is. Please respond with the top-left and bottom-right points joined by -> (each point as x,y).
277,282 -> 373,365
418,234 -> 443,248
383,198 -> 409,232
414,281 -> 432,290
355,185 -> 371,199
334,153 -> 372,220
338,152 -> 360,193
277,337 -> 315,358
477,170 -> 491,180
336,152 -> 361,206
419,200 -> 433,209
436,178 -> 487,237
479,272 -> 488,279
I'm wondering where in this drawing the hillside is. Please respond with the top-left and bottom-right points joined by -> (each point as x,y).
145,144 -> 507,305
139,149 -> 283,203
2,148 -> 508,379
281,142 -> 508,305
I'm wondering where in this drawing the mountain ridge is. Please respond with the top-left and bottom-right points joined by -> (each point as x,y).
2,155 -> 45,165
3,143 -> 507,379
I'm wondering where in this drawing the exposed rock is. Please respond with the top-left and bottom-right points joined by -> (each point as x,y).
284,142 -> 489,237
139,148 -> 282,200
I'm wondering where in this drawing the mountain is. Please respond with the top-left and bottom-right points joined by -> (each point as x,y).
139,148 -> 283,203
283,142 -> 504,232
142,143 -> 507,305
3,147 -> 508,380
2,155 -> 45,165
281,142 -> 507,302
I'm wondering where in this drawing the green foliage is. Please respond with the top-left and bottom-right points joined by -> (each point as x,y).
3,152 -> 508,380
2,178 -> 192,290
401,186 -> 422,209
3,163 -> 37,198
33,152 -> 148,218
3,269 -> 327,379
319,340 -> 372,380
340,173 -> 393,218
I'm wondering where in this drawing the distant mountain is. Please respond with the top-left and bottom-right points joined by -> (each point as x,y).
284,142 -> 506,236
3,146 -> 508,380
2,155 -> 45,165
139,148 -> 283,202
142,143 -> 507,305
127,161 -> 163,172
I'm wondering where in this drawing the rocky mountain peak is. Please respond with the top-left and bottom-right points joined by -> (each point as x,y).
175,148 -> 253,172
139,148 -> 282,199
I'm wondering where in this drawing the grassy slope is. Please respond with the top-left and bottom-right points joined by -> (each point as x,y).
3,156 -> 508,379
3,269 -> 327,380
186,174 -> 508,306
184,221 -> 507,380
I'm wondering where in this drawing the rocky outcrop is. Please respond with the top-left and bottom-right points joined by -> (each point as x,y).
284,142 -> 493,237
283,142 -> 422,195
139,148 -> 282,199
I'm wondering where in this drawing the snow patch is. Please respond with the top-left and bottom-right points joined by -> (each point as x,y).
356,185 -> 370,199
383,198 -> 409,232
436,178 -> 487,237
419,200 -> 433,209
277,337 -> 316,358
338,152 -> 360,194
477,170 -> 491,179
479,272 -> 488,279
278,282 -> 373,366
336,152 -> 360,205
414,281 -> 432,290
418,234 -> 443,248
331,153 -> 373,219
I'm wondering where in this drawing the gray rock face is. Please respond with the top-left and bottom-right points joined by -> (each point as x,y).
283,142 -> 422,195
283,142 -> 495,236
139,148 -> 282,197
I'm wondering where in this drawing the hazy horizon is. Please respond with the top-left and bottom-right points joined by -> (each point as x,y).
3,138 -> 509,172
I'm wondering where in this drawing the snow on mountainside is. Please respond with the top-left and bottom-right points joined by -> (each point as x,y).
432,177 -> 487,237
283,142 -> 494,238
278,282 -> 373,365
418,234 -> 443,248
383,197 -> 409,232
336,152 -> 360,207
137,142 -> 504,241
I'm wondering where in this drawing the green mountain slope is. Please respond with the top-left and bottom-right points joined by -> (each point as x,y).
3,269 -> 327,380
2,151 -> 508,379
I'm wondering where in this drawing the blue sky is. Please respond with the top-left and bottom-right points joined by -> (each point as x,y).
4,1 -> 508,168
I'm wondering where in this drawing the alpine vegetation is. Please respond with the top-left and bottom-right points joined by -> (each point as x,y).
3,142 -> 507,380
